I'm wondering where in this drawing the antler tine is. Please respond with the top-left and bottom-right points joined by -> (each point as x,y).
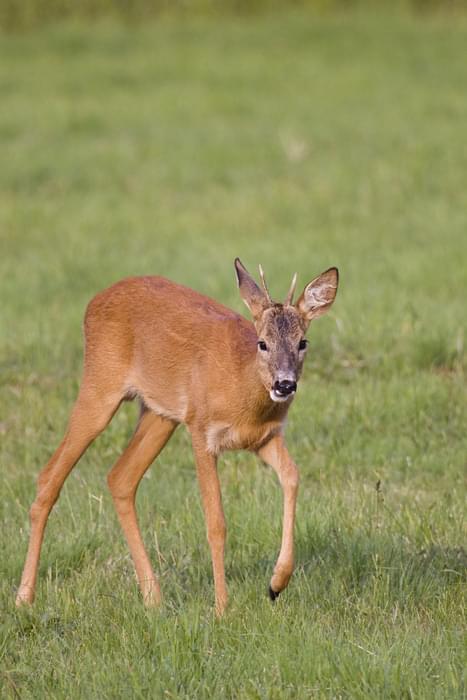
284,272 -> 297,306
258,264 -> 272,303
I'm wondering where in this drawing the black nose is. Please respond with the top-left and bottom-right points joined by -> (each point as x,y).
274,379 -> 297,396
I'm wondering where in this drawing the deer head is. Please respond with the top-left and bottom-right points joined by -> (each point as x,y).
235,258 -> 338,402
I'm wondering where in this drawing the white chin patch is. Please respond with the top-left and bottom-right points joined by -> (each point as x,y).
269,389 -> 293,403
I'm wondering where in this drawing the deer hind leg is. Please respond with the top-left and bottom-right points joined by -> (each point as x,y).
107,408 -> 177,607
257,434 -> 299,601
16,381 -> 123,606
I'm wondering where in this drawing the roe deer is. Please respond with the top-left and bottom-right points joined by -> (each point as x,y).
16,259 -> 338,615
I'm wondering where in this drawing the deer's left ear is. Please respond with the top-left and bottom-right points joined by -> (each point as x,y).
296,267 -> 339,323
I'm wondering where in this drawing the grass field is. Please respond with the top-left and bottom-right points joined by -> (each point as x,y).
1,8 -> 466,698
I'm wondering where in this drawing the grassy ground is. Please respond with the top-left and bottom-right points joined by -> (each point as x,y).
1,9 -> 466,698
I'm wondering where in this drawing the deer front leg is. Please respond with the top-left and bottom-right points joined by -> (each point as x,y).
191,437 -> 227,616
257,433 -> 299,600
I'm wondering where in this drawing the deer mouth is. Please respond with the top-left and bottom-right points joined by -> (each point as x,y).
270,387 -> 296,402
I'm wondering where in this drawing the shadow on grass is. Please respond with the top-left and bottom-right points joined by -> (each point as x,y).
224,530 -> 466,605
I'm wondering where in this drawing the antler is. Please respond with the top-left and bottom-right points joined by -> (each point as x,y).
284,272 -> 297,306
258,264 -> 272,304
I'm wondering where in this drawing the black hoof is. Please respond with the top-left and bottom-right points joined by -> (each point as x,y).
268,585 -> 280,602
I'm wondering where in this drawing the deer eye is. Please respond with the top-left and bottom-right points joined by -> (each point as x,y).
258,341 -> 268,352
298,339 -> 308,351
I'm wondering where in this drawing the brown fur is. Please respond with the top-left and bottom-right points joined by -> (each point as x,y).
16,261 -> 338,615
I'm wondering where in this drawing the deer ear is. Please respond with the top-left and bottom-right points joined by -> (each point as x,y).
296,267 -> 339,323
234,258 -> 270,320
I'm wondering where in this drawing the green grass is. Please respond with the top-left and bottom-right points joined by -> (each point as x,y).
1,10 -> 466,698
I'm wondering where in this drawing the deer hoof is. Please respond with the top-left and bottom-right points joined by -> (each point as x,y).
268,585 -> 280,602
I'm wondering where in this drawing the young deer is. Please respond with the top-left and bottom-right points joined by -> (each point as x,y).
16,259 -> 338,615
